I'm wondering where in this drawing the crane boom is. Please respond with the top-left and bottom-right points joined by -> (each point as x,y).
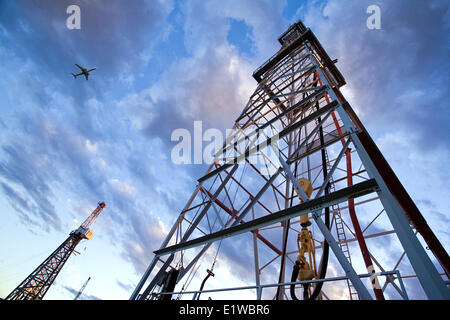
72,202 -> 106,240
82,202 -> 106,228
74,277 -> 91,300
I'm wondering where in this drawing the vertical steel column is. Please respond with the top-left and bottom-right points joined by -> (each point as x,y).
129,185 -> 202,300
135,165 -> 238,300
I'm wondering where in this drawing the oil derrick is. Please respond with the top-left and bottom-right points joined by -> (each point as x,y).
130,20 -> 450,300
6,202 -> 105,300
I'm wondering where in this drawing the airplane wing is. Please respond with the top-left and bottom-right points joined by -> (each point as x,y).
75,64 -> 85,71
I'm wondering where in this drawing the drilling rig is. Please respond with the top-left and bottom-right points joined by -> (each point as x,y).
130,19 -> 449,300
5,202 -> 105,300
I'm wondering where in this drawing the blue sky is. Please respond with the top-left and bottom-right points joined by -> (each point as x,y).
0,0 -> 449,300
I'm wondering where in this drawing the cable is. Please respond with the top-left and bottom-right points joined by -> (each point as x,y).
307,71 -> 331,301
196,238 -> 223,300
290,71 -> 330,301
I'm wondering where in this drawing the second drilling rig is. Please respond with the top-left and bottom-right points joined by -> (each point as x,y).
5,202 -> 106,300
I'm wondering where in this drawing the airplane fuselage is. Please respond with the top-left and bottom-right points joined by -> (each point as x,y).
72,64 -> 96,80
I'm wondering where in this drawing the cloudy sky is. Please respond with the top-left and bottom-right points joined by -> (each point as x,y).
0,0 -> 448,300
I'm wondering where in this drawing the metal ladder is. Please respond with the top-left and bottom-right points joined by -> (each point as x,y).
332,205 -> 359,300
324,147 -> 359,300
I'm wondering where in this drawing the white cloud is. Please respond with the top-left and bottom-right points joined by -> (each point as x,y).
85,139 -> 98,153
109,178 -> 135,198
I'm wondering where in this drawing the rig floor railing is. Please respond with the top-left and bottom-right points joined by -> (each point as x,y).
150,270 -> 409,300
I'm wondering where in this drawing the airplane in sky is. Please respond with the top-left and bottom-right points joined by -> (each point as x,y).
71,64 -> 96,80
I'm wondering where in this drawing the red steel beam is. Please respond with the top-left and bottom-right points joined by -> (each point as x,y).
316,71 -> 385,299
200,187 -> 281,255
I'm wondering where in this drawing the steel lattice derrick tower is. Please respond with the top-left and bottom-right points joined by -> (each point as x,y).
130,20 -> 450,301
5,202 -> 105,300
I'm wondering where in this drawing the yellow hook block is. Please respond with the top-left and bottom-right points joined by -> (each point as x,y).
294,178 -> 313,227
